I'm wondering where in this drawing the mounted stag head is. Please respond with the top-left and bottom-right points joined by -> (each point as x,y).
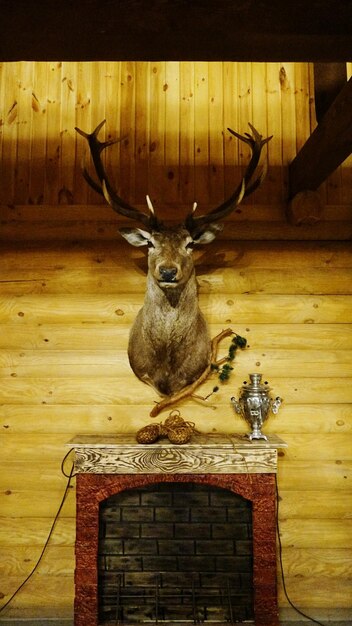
75,120 -> 272,396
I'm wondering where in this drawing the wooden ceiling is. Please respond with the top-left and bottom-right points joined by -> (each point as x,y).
1,0 -> 352,62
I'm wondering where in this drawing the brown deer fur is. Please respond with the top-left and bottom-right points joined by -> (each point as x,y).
121,225 -> 217,395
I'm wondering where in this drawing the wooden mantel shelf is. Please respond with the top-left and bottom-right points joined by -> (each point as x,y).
69,433 -> 287,475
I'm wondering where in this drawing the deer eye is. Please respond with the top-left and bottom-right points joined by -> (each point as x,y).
186,241 -> 195,250
147,240 -> 155,249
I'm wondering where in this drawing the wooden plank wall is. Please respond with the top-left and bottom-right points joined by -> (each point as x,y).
0,61 -> 351,622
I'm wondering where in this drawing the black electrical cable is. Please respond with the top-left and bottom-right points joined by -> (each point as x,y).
0,448 -> 75,614
61,446 -> 75,478
275,474 -> 327,626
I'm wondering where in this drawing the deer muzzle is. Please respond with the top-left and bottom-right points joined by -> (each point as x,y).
158,266 -> 178,284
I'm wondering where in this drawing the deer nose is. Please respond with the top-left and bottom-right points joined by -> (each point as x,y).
159,266 -> 178,282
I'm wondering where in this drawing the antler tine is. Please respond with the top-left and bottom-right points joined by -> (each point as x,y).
75,120 -> 156,228
228,124 -> 269,188
185,124 -> 272,236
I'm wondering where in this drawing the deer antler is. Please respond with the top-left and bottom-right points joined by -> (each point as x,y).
185,124 -> 272,237
75,119 -> 159,229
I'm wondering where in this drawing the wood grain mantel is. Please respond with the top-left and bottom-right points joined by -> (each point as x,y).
68,433 -> 287,475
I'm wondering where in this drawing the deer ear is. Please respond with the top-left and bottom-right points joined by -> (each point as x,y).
119,227 -> 152,247
193,223 -> 224,244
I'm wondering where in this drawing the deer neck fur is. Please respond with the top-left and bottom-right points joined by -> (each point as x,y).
128,265 -> 210,396
143,268 -> 201,330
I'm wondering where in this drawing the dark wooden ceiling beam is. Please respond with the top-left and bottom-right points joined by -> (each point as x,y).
314,63 -> 348,123
0,1 -> 352,61
289,77 -> 352,201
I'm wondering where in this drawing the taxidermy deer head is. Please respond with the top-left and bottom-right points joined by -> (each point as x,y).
75,120 -> 271,396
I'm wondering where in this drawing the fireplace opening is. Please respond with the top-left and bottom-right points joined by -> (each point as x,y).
98,482 -> 253,624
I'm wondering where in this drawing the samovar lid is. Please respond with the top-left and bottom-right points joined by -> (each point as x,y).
242,373 -> 271,392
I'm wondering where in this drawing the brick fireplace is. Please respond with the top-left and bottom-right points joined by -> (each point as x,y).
70,433 -> 286,626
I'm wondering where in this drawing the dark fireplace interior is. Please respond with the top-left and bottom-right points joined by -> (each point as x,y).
98,483 -> 253,624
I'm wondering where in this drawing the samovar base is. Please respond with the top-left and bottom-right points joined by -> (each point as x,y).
247,431 -> 268,441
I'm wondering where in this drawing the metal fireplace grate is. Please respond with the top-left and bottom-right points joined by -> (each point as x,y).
99,572 -> 252,623
98,483 -> 253,624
